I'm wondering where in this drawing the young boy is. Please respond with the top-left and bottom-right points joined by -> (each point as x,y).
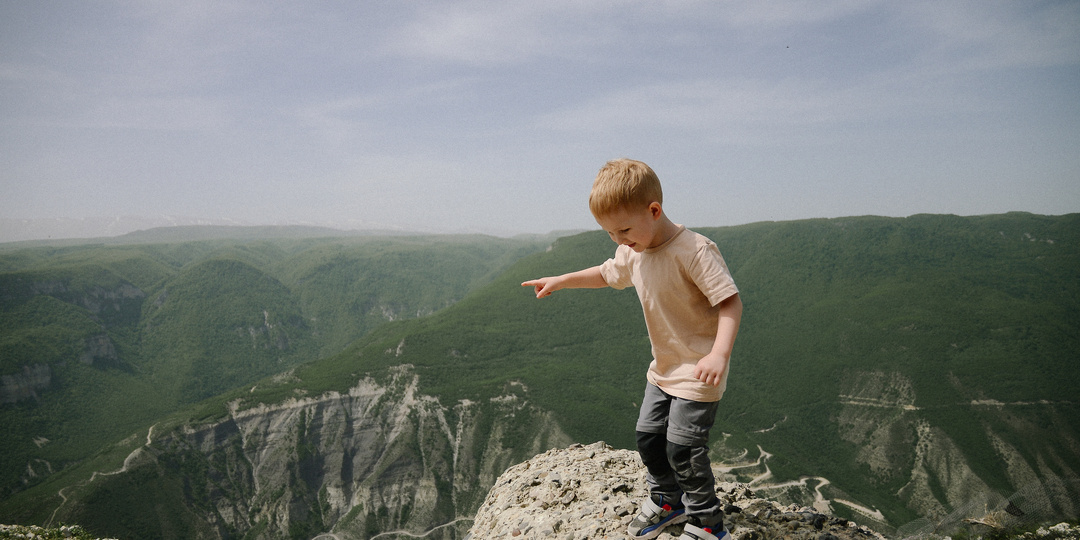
522,159 -> 742,540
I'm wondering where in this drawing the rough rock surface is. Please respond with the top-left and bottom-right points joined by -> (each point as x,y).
466,442 -> 888,540
0,524 -> 117,539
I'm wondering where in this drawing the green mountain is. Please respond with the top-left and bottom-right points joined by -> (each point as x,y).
0,231 -> 551,502
1,214 -> 1078,539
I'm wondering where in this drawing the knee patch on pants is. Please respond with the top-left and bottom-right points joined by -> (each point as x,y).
667,441 -> 712,487
667,441 -> 721,516
636,430 -> 670,472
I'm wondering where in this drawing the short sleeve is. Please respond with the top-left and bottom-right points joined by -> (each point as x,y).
689,241 -> 739,306
599,245 -> 634,290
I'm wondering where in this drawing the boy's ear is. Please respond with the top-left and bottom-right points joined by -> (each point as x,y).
648,201 -> 663,220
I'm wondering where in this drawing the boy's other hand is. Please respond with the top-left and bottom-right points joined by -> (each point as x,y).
694,352 -> 729,387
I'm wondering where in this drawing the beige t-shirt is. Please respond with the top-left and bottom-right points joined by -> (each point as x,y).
599,225 -> 739,402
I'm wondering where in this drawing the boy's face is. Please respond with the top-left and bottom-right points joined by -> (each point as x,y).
595,203 -> 664,252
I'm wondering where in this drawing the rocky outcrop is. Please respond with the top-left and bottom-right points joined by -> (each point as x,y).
0,364 -> 51,404
0,523 -> 118,539
836,370 -> 1080,533
78,333 -> 119,367
467,442 -> 887,540
0,332 -> 119,406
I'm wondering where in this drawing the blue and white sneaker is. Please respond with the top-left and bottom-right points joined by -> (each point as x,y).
627,494 -> 687,540
678,518 -> 730,540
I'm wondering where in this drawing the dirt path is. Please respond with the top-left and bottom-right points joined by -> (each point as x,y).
716,443 -> 886,522
47,423 -> 157,527
715,444 -> 774,485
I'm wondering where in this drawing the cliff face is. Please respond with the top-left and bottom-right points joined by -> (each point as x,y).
57,365 -> 572,539
0,364 -> 51,404
467,442 -> 887,540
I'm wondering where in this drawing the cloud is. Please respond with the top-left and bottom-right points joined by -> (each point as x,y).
716,0 -> 875,28
385,1 -> 595,65
900,1 -> 1080,71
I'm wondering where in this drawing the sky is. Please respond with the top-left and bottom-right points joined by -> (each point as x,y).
2,1 -> 1079,237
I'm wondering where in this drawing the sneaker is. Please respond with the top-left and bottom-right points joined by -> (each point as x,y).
678,517 -> 730,540
627,494 -> 687,540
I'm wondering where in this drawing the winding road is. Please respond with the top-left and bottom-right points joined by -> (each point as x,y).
715,441 -> 886,522
47,423 -> 158,527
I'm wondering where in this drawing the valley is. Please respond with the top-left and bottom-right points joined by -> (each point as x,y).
1,213 -> 1078,539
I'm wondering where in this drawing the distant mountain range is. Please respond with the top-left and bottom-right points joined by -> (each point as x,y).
0,213 -> 1077,539
0,216 -> 424,244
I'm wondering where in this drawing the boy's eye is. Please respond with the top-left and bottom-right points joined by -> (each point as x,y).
620,228 -> 630,233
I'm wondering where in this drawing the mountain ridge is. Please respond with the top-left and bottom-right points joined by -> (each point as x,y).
0,232 -> 553,503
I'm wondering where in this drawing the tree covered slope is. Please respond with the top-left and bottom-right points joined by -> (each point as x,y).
0,230 -> 550,500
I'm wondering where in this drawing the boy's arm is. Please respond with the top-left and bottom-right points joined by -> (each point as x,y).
521,265 -> 608,298
694,293 -> 743,387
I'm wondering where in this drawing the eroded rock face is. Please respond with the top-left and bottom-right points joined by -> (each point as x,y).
466,442 -> 887,540
60,365 -> 573,540
0,364 -> 51,404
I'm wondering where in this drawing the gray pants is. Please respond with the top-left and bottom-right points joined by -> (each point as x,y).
635,383 -> 723,525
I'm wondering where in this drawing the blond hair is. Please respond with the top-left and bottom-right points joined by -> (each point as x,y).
589,159 -> 663,218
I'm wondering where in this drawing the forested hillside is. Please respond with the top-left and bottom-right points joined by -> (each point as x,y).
0,229 -> 551,500
1,214 -> 1077,539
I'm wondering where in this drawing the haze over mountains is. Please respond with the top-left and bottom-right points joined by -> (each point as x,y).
0,212 -> 1077,539
0,216 -> 431,244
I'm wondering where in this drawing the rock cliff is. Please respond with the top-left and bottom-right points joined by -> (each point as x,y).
0,364 -> 51,404
467,442 -> 887,540
53,365 -> 573,539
